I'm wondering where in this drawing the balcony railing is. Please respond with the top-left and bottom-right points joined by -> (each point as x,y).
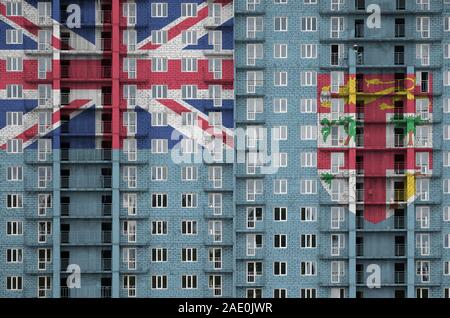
61,149 -> 112,162
394,216 -> 406,229
60,176 -> 112,189
394,162 -> 405,175
356,163 -> 364,175
395,26 -> 405,38
395,244 -> 406,257
61,286 -> 112,298
61,66 -> 112,79
395,52 -> 405,65
60,203 -> 111,218
356,135 -> 364,147
356,189 -> 364,202
356,271 -> 364,284
394,134 -> 405,148
61,203 -> 70,216
60,231 -> 112,244
395,271 -> 405,284
394,190 -> 405,202
356,244 -> 364,256
60,38 -> 112,52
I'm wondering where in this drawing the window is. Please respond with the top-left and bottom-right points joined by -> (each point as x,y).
181,166 -> 198,181
6,249 -> 22,263
247,71 -> 264,93
208,193 -> 222,215
181,193 -> 197,208
123,193 -> 137,216
152,193 -> 168,208
151,3 -> 168,17
7,221 -> 23,235
37,197 -> 52,219
416,261 -> 430,283
331,72 -> 344,94
300,288 -> 316,298
7,166 -> 22,182
38,166 -> 52,189
273,153 -> 288,168
208,166 -> 222,188
209,85 -> 222,107
38,112 -> 52,135
300,44 -> 317,59
182,85 -> 198,99
330,17 -> 344,38
273,98 -> 287,113
123,248 -> 137,270
274,71 -> 288,86
444,261 -> 450,276
247,17 -> 263,38
38,221 -> 51,243
331,0 -> 343,11
151,112 -> 168,126
182,58 -> 198,72
182,30 -> 197,45
300,99 -> 317,113
444,233 -> 450,249
301,17 -> 317,32
182,275 -> 197,289
151,85 -> 167,99
416,17 -> 430,38
7,194 -> 22,208
6,29 -> 22,44
181,220 -> 197,235
300,261 -> 317,276
416,178 -> 429,201
331,152 -> 345,174
151,166 -> 168,181
7,139 -> 23,154
300,126 -> 317,140
246,179 -> 263,201
274,17 -> 288,31
301,152 -> 317,167
301,207 -> 317,222
123,2 -> 136,25
331,207 -> 345,229
7,276 -> 22,291
123,58 -> 136,79
123,139 -> 137,161
123,166 -> 137,188
416,233 -> 430,255
300,71 -> 317,86
6,1 -> 22,16
123,30 -> 137,51
38,249 -> 51,270
274,289 -> 287,298
247,261 -> 263,283
273,207 -> 287,222
122,221 -> 137,243
444,206 -> 450,222
208,220 -> 222,242
247,98 -> 264,120
208,58 -> 222,79
331,261 -> 345,283
151,248 -> 167,262
6,85 -> 23,99
247,207 -> 263,229
416,44 -> 430,66
274,179 -> 287,194
151,139 -> 168,154
123,275 -> 136,297
274,262 -> 287,276
300,180 -> 317,194
301,234 -> 317,248
150,30 -> 167,45
151,276 -> 168,290
182,248 -> 197,262
274,44 -> 287,59
273,126 -> 287,141
124,85 -> 137,106
151,57 -> 168,72
6,57 -> 22,71
181,3 -> 197,17
208,30 -> 222,52
151,221 -> 168,235
274,234 -> 287,248
331,234 -> 345,256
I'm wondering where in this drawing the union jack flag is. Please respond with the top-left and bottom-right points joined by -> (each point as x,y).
0,0 -> 234,152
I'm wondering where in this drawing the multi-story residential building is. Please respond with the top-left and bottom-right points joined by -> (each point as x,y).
1,0 -> 450,299
0,0 -> 234,298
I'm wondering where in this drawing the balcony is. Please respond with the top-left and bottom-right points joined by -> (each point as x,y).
61,66 -> 112,80
395,25 -> 405,38
61,38 -> 112,52
395,271 -> 406,284
97,122 -> 112,134
355,135 -> 364,147
394,216 -> 406,230
356,244 -> 364,256
394,134 -> 405,148
61,149 -> 112,162
356,216 -> 405,231
356,271 -> 364,284
356,163 -> 364,175
395,244 -> 406,257
96,10 -> 112,24
61,286 -> 112,298
394,190 -> 405,202
60,231 -> 112,245
60,176 -> 112,189
394,52 -> 405,65
356,189 -> 364,203
394,162 -> 405,175
60,258 -> 111,272
60,203 -> 111,218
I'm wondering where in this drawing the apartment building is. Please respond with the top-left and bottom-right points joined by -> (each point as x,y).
1,0 -> 450,299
